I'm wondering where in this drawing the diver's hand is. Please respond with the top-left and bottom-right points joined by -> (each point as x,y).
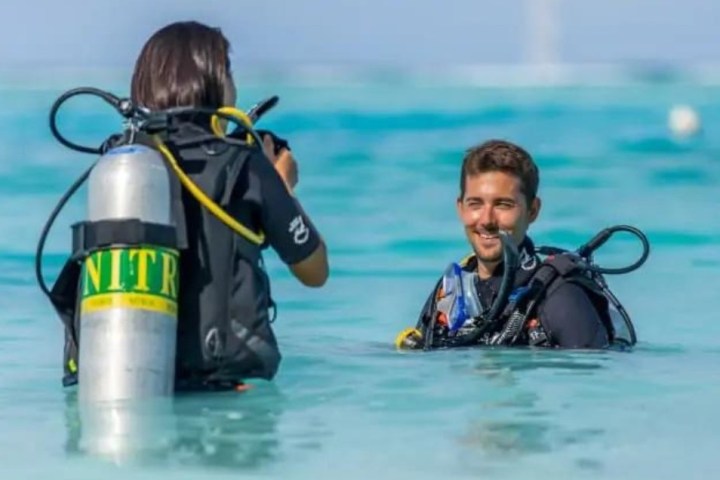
275,150 -> 298,192
263,133 -> 298,192
262,133 -> 279,164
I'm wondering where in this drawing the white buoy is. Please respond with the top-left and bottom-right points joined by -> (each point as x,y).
668,104 -> 701,138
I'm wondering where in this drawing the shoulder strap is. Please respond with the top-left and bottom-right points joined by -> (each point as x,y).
520,253 -> 616,344
506,254 -> 586,335
522,253 -> 585,298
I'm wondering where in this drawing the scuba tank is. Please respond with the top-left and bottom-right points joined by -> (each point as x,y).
78,144 -> 179,401
37,87 -> 279,401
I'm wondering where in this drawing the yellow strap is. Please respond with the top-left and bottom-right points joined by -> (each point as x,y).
210,106 -> 255,145
153,135 -> 266,246
459,253 -> 475,267
394,327 -> 422,349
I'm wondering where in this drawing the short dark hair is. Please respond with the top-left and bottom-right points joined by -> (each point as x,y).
459,139 -> 539,205
131,21 -> 232,110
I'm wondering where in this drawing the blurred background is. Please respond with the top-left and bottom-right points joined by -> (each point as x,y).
2,0 -> 720,68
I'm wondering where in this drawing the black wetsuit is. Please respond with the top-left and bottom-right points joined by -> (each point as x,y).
474,261 -> 610,349
172,124 -> 322,385
417,237 -> 611,349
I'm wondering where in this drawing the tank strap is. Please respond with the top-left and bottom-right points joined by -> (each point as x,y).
507,254 -> 585,315
71,219 -> 178,259
503,253 -> 611,346
485,254 -> 583,344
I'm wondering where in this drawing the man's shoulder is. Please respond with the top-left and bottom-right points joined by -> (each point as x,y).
537,276 -> 606,327
536,277 -> 610,348
543,278 -> 595,304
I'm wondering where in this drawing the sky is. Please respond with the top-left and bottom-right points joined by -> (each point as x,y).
0,0 -> 717,69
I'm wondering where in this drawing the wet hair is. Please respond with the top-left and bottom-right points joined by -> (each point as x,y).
131,21 -> 232,110
459,139 -> 540,205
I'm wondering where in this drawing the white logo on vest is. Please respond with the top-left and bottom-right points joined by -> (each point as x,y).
289,215 -> 310,245
520,245 -> 538,271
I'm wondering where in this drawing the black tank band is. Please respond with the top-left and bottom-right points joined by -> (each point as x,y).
71,219 -> 177,258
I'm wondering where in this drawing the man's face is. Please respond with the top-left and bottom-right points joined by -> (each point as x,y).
457,171 -> 540,266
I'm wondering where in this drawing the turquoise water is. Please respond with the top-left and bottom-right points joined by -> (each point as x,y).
2,69 -> 720,479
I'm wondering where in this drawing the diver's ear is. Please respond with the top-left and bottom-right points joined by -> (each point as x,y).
456,196 -> 463,219
529,197 -> 541,223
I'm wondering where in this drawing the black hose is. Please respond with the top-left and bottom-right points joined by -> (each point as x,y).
455,231 -> 520,347
490,310 -> 526,345
577,225 -> 650,275
49,87 -> 125,154
486,232 -> 520,320
480,226 -> 648,347
247,95 -> 279,121
535,225 -> 646,347
597,275 -> 637,345
40,87 -> 125,298
536,225 -> 650,276
35,166 -> 93,298
49,88 -> 269,155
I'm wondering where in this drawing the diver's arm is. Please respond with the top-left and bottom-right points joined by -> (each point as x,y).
263,135 -> 297,192
253,145 -> 329,287
537,282 -> 609,349
288,240 -> 328,287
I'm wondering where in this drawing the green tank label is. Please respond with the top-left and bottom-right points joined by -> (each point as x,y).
80,246 -> 179,316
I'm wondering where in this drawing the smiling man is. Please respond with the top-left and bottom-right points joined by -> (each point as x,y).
397,140 -> 616,350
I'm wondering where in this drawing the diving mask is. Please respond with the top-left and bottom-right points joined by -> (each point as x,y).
436,262 -> 483,332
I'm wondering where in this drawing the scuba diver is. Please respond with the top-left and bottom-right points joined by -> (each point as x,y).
395,140 -> 649,351
37,21 -> 328,396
